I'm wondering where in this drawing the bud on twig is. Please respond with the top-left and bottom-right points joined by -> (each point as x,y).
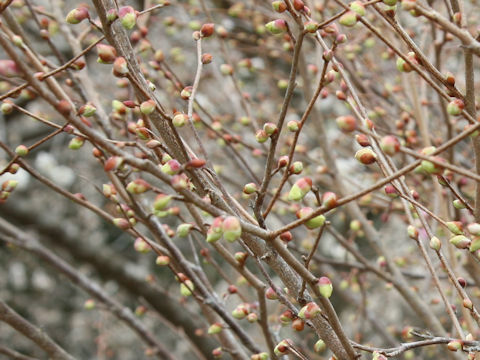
119,6 -> 137,30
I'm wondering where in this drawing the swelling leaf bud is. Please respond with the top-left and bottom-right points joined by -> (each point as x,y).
66,7 -> 89,24
317,276 -> 333,298
222,216 -> 242,242
119,6 -> 137,30
265,19 -> 287,34
355,148 -> 377,165
288,177 -> 312,201
449,235 -> 471,249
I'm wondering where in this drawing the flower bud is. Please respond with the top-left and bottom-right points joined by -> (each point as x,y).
171,174 -> 189,190
396,57 -> 412,72
15,144 -> 28,157
243,183 -> 258,194
113,56 -> 128,77
304,21 -> 319,33
186,158 -> 206,169
318,276 -> 333,298
161,159 -> 181,175
2,180 -> 18,192
97,44 -> 117,64
232,304 -> 249,319
84,299 -> 96,309
350,1 -> 365,16
383,0 -> 397,5
287,120 -> 299,132
291,318 -> 304,331
155,255 -> 170,266
247,313 -> 258,323
469,237 -> 480,252
104,156 -> 124,172
447,340 -> 463,352
453,199 -> 466,209
468,223 -> 480,236
263,122 -> 278,136
201,53 -> 213,64
180,86 -> 192,100
444,71 -> 455,86
200,23 -> 215,37
212,347 -> 222,358
446,221 -> 464,235
380,135 -> 400,156
180,280 -> 194,296
322,191 -> 337,209
106,8 -> 118,22
339,11 -> 358,27
272,1 -> 287,12
119,6 -> 137,30
463,298 -> 473,310
407,225 -> 418,240
153,194 -> 172,211
265,19 -> 287,34
207,217 -> 224,243
255,129 -> 269,143
298,302 -> 321,319
134,237 -> 151,253
208,323 -> 223,334
384,185 -> 398,198
173,113 -> 188,127
140,99 -> 155,115
265,287 -> 278,300
296,207 -> 325,229
429,236 -> 441,251
278,156 -> 289,168
288,177 -> 312,201
177,223 -> 193,237
314,339 -> 326,353
274,339 -> 290,356
126,178 -> 151,194
251,352 -> 269,360
78,103 -> 96,117
113,217 -> 130,230
336,115 -> 356,132
65,7 -> 89,24
355,148 -> 377,165
450,235 -> 471,249
222,216 -> 242,242
355,133 -> 370,147
0,60 -> 21,77
68,137 -> 84,150
447,99 -> 464,116
56,99 -> 72,115
289,161 -> 303,174
293,0 -> 304,10
220,63 -> 233,76
1,100 -> 13,114
234,252 -> 247,265
280,231 -> 292,242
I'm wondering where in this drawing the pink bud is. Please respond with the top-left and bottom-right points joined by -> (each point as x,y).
113,57 -> 128,77
288,177 -> 312,201
265,287 -> 278,300
104,156 -> 124,171
97,44 -> 117,64
322,192 -> 338,209
161,159 -> 181,175
118,6 -> 137,30
265,19 -> 287,34
65,7 -> 89,24
380,135 -> 400,156
222,216 -> 242,242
